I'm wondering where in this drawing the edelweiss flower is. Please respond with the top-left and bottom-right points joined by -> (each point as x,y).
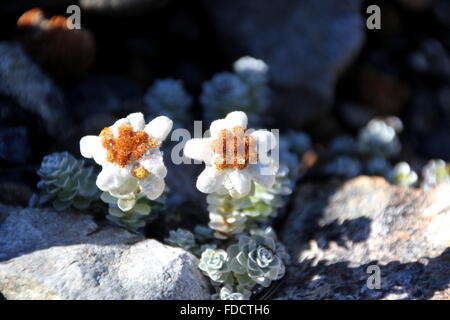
79,112 -> 172,210
184,111 -> 278,198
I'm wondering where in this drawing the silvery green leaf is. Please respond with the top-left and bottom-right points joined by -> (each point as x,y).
133,203 -> 151,215
57,189 -> 78,202
109,207 -> 125,217
100,192 -> 116,204
229,256 -> 247,274
34,152 -> 101,212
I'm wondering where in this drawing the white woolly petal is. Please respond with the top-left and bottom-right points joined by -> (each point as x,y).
96,166 -> 119,191
140,159 -> 167,179
196,166 -> 225,194
247,163 -> 276,188
251,130 -> 277,153
92,147 -> 107,166
110,173 -> 139,195
145,116 -> 173,142
80,135 -> 100,159
228,170 -> 251,197
222,174 -> 234,190
184,138 -> 213,162
139,149 -> 167,178
140,174 -> 165,200
97,165 -> 137,195
209,119 -> 229,137
228,188 -> 244,199
111,118 -> 129,137
126,112 -> 146,131
225,111 -> 248,128
215,184 -> 229,195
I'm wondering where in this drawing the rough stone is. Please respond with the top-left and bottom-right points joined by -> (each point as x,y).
276,176 -> 450,299
0,205 -> 210,299
203,0 -> 365,127
0,239 -> 210,300
0,205 -> 142,262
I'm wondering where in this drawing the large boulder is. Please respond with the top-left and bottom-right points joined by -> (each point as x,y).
277,176 -> 450,299
202,0 -> 365,128
0,205 -> 210,299
0,239 -> 210,300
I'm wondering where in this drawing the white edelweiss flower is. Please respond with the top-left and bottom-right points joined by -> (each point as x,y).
184,111 -> 278,198
79,112 -> 173,208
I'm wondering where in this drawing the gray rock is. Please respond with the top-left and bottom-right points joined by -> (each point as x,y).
0,205 -> 210,299
0,42 -> 69,137
203,0 -> 365,127
0,205 -> 142,262
276,177 -> 450,299
0,240 -> 210,300
80,0 -> 171,14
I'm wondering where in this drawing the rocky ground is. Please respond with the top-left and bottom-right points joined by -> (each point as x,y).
1,176 -> 449,299
1,0 -> 450,299
276,176 -> 450,299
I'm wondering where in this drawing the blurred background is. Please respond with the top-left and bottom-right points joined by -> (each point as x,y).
0,0 -> 449,204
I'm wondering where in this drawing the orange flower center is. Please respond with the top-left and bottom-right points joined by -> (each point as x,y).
100,125 -> 158,168
210,126 -> 257,171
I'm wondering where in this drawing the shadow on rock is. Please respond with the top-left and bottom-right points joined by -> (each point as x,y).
277,176 -> 450,299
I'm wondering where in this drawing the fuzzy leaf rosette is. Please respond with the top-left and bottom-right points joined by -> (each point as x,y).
212,285 -> 249,300
198,248 -> 232,283
31,151 -> 100,211
79,112 -> 173,210
227,235 -> 286,288
198,234 -> 287,298
183,111 -> 278,199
